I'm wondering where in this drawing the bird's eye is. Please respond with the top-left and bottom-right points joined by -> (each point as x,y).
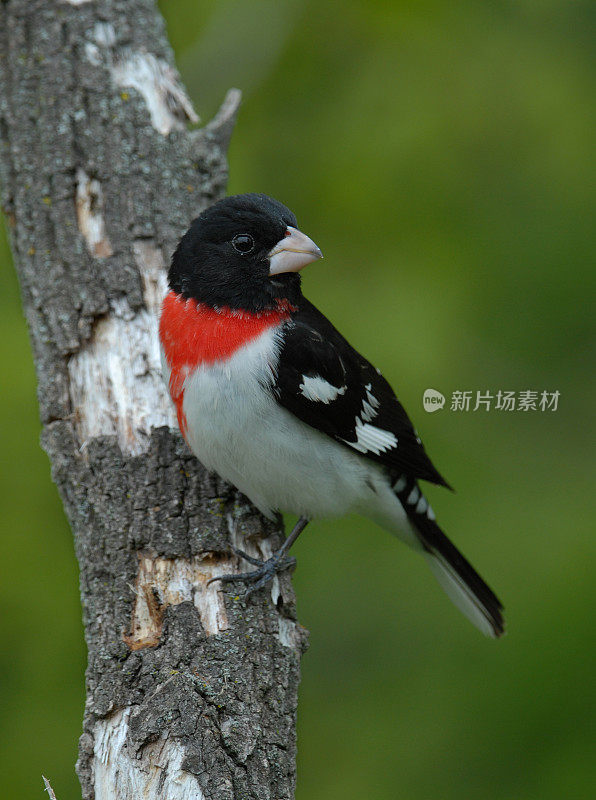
232,234 -> 255,254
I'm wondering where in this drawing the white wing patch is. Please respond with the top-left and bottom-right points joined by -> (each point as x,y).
299,374 -> 347,404
393,475 -> 407,492
346,418 -> 398,455
361,383 -> 380,422
407,486 -> 420,505
342,382 -> 397,455
392,477 -> 433,517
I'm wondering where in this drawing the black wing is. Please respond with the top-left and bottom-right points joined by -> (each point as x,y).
273,299 -> 450,487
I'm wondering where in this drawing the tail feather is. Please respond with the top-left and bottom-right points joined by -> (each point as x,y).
391,474 -> 505,638
422,546 -> 504,638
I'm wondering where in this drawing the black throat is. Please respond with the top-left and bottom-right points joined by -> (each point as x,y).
170,264 -> 304,313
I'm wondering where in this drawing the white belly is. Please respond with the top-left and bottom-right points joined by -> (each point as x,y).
173,328 -> 397,522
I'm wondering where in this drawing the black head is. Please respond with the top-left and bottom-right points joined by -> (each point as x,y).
168,193 -> 322,312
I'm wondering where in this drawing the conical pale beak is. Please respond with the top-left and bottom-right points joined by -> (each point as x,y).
268,226 -> 323,275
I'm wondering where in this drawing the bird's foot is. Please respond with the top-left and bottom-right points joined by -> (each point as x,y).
207,546 -> 297,599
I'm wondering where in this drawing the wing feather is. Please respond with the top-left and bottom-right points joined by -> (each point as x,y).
273,300 -> 450,487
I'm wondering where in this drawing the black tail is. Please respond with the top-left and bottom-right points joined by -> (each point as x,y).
391,474 -> 505,638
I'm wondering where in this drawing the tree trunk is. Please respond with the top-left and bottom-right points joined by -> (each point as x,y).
0,3 -> 307,799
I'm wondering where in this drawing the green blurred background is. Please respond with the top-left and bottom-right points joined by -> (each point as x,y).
1,1 -> 595,797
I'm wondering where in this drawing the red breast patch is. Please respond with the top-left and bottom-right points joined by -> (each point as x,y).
159,291 -> 294,439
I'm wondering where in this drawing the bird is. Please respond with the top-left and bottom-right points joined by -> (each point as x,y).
159,193 -> 504,638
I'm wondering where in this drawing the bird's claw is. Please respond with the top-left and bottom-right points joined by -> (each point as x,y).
207,547 -> 297,599
229,546 -> 263,567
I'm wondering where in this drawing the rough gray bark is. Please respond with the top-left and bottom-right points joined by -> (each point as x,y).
0,2 -> 307,799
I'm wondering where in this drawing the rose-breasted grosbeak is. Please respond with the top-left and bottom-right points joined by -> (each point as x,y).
159,193 -> 504,637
